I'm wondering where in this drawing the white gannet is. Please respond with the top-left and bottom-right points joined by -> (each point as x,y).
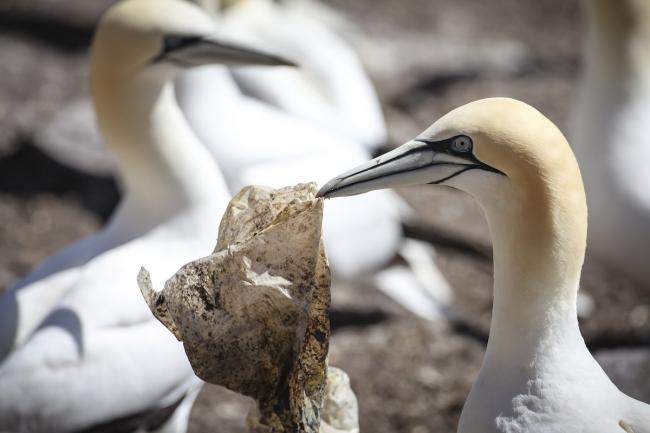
191,0 -> 382,151
175,61 -> 403,281
317,98 -> 650,433
175,0 -> 453,317
0,0 -> 292,431
573,0 -> 650,289
220,0 -> 387,151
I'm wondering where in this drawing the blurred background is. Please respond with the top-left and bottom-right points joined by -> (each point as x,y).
0,0 -> 649,432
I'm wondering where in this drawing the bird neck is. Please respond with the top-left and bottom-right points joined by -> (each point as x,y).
585,0 -> 650,91
91,72 -> 228,224
479,176 -> 588,369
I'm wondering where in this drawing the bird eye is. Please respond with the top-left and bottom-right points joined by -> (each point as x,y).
451,135 -> 472,153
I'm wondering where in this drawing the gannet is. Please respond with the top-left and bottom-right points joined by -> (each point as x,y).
220,0 -> 387,150
318,98 -> 650,433
0,0 -> 291,431
572,0 -> 650,289
176,0 -> 452,316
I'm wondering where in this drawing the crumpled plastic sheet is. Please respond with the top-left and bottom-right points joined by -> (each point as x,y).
138,183 -> 358,433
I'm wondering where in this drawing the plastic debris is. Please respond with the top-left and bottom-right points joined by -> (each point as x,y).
138,183 -> 358,433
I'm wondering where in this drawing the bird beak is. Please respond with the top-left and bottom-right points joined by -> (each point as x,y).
154,34 -> 296,67
316,138 -> 497,198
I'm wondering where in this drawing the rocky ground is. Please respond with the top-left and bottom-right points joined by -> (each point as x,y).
0,0 -> 649,432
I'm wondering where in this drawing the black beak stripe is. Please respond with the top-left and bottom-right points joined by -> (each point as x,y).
151,34 -> 203,64
317,136 -> 504,198
428,165 -> 483,185
334,137 -> 499,187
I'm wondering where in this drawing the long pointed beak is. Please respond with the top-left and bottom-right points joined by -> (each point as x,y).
316,139 -> 489,198
156,34 -> 296,68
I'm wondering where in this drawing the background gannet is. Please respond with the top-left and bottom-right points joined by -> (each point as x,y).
0,0 -> 292,431
572,0 -> 650,290
219,0 -> 387,151
318,98 -> 650,433
176,0 -> 453,318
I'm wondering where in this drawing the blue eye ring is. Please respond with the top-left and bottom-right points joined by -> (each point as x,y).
451,135 -> 473,153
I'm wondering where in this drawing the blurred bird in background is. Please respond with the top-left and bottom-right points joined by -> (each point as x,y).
0,0 -> 294,431
218,0 -> 387,150
29,0 -> 454,320
177,0 -> 453,319
573,0 -> 650,290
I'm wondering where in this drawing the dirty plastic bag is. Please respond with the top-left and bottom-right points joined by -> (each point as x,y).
138,183 -> 357,433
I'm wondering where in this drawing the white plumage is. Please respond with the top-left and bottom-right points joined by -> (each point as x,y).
317,97 -> 650,433
177,0 -> 453,311
572,0 -> 650,290
0,0 -> 293,431
221,0 -> 387,150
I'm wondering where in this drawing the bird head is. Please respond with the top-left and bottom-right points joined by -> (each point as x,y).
90,0 -> 293,84
318,98 -> 588,279
318,98 -> 581,208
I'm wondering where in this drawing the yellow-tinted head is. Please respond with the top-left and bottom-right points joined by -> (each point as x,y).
90,0 -> 293,82
318,98 -> 588,281
319,98 -> 581,200
420,98 -> 581,197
